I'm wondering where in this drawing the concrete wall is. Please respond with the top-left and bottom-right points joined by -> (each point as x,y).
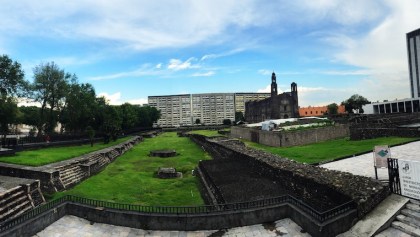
231,124 -> 349,147
0,200 -> 356,237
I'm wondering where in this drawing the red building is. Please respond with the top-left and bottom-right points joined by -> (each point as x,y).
299,105 -> 346,117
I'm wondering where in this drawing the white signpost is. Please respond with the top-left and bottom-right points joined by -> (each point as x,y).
398,159 -> 420,200
373,145 -> 390,179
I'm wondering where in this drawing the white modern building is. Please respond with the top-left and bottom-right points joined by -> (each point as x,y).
363,28 -> 420,114
148,93 -> 270,127
408,28 -> 420,98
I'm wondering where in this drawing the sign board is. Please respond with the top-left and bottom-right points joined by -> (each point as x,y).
373,145 -> 390,168
398,159 -> 420,200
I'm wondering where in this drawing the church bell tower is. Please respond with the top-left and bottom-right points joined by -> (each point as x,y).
271,72 -> 278,97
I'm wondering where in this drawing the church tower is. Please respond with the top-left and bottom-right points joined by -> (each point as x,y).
271,72 -> 278,97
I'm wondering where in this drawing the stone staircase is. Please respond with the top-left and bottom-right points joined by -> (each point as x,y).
0,186 -> 33,223
58,164 -> 87,188
376,199 -> 420,236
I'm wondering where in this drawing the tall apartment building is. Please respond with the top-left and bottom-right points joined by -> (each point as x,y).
148,93 -> 269,127
407,28 -> 420,98
234,93 -> 270,115
148,94 -> 192,127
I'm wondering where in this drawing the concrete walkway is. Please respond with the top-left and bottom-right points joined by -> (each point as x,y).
34,141 -> 420,237
34,215 -> 310,237
320,140 -> 420,180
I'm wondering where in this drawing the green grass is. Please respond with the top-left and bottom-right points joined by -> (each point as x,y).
50,132 -> 211,206
244,137 -> 419,164
0,137 -> 132,166
187,129 -> 223,137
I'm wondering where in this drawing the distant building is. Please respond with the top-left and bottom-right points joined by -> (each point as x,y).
362,28 -> 420,114
407,28 -> 420,98
148,92 -> 269,127
234,93 -> 271,115
245,72 -> 299,123
299,105 -> 346,117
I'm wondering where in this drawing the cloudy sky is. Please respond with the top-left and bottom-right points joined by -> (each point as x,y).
1,0 -> 419,106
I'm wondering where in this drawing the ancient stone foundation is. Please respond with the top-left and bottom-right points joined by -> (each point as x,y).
189,134 -> 389,219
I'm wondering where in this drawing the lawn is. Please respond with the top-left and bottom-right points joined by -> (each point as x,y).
244,137 -> 419,164
187,129 -> 225,137
51,132 -> 211,206
0,137 -> 132,166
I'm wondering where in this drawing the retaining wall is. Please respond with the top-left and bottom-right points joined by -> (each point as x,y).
189,134 -> 389,219
230,124 -> 349,147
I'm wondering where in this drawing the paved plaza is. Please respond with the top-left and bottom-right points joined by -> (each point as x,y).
34,140 -> 420,237
33,215 -> 310,237
320,140 -> 420,180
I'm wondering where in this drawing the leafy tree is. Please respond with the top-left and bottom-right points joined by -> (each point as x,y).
31,62 -> 73,135
102,105 -> 122,143
0,55 -> 27,97
326,103 -> 338,115
60,82 -> 97,134
222,119 -> 231,125
235,111 -> 245,122
341,94 -> 370,114
0,96 -> 19,139
85,126 -> 95,147
19,106 -> 41,129
137,106 -> 161,127
195,118 -> 201,125
119,103 -> 138,130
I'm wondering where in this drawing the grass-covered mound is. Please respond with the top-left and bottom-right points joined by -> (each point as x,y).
0,137 -> 132,166
244,136 -> 418,164
51,132 -> 211,206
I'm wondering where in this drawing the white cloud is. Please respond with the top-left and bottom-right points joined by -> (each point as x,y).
314,0 -> 420,102
155,63 -> 162,69
258,69 -> 272,76
168,58 -> 199,71
201,48 -> 245,61
97,92 -> 122,105
88,64 -> 160,81
192,71 -> 215,77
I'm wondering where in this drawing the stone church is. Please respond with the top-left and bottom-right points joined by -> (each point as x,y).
245,72 -> 299,123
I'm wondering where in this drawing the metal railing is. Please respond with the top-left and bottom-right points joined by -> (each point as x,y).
0,194 -> 356,233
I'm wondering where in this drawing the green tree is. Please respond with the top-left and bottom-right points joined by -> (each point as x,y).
0,55 -> 27,97
235,111 -> 245,122
102,105 -> 122,143
19,106 -> 41,130
195,118 -> 201,125
137,106 -> 161,127
223,119 -> 231,125
31,62 -> 73,135
326,103 -> 338,115
85,126 -> 95,147
0,96 -> 19,139
60,82 -> 97,134
341,94 -> 370,114
119,103 -> 138,130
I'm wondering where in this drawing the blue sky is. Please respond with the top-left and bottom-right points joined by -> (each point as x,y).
1,0 -> 419,106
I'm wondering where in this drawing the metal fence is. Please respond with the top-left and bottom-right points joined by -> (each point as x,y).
0,194 -> 356,233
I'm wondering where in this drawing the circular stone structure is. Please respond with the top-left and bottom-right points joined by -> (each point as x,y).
149,149 -> 177,158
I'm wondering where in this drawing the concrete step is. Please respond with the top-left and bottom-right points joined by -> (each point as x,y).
410,199 -> 420,206
402,208 -> 420,221
375,227 -> 411,237
396,214 -> 420,229
392,221 -> 420,237
0,190 -> 25,206
406,203 -> 420,212
0,199 -> 32,221
0,195 -> 28,214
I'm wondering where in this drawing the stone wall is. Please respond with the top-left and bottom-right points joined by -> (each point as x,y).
0,136 -> 143,193
230,124 -> 349,147
349,112 -> 420,140
189,134 -> 389,219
